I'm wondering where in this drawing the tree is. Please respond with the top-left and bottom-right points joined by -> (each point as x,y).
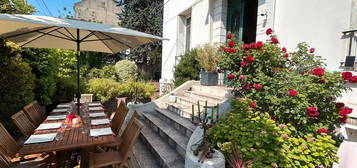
174,49 -> 201,87
0,0 -> 35,14
117,0 -> 163,80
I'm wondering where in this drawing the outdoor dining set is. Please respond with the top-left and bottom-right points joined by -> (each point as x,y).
0,99 -> 142,168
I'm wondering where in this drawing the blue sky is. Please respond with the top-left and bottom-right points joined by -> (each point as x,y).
28,0 -> 80,17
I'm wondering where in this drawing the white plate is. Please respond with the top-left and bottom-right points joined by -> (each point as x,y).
89,107 -> 104,111
88,103 -> 102,107
46,115 -> 67,121
37,123 -> 62,130
90,127 -> 112,137
56,104 -> 70,108
51,108 -> 68,113
91,119 -> 110,126
24,133 -> 57,144
89,112 -> 106,118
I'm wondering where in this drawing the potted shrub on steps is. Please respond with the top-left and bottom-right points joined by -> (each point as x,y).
197,44 -> 219,86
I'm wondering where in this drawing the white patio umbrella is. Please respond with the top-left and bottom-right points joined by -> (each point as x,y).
0,14 -> 165,112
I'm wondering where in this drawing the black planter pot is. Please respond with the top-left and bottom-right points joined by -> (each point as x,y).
201,71 -> 218,86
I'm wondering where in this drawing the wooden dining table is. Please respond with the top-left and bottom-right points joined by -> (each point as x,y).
18,102 -> 116,157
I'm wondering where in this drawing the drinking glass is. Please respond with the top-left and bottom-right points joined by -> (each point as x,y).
56,131 -> 63,141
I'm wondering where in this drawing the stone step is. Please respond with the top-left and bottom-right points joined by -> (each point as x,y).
154,108 -> 196,138
166,102 -> 194,119
184,90 -> 225,103
191,85 -> 232,97
139,120 -> 185,168
133,139 -> 161,168
142,112 -> 189,158
175,95 -> 219,108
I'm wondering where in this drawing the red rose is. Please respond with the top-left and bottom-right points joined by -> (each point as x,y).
349,76 -> 357,83
246,56 -> 254,63
271,38 -> 279,44
309,48 -> 315,53
340,115 -> 347,123
338,107 -> 352,116
253,84 -> 263,90
243,44 -> 250,50
282,47 -> 287,53
216,69 -> 222,73
266,28 -> 273,35
271,116 -> 277,121
227,73 -> 235,80
243,84 -> 251,90
224,48 -> 236,53
228,40 -> 235,48
283,53 -> 289,58
317,128 -> 328,134
289,89 -> 298,96
311,68 -> 324,77
227,33 -> 233,39
250,42 -> 257,49
256,41 -> 263,48
239,75 -> 245,80
336,102 -> 345,108
249,102 -> 257,108
240,61 -> 248,67
342,72 -> 352,80
306,107 -> 319,117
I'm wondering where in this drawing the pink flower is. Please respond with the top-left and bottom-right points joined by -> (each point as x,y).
317,128 -> 328,134
228,40 -> 235,48
283,53 -> 289,58
240,61 -> 248,67
336,102 -> 345,108
226,33 -> 233,39
227,73 -> 235,80
338,107 -> 352,116
342,72 -> 352,80
266,28 -> 273,35
253,84 -> 263,90
310,48 -> 315,53
306,107 -> 319,118
289,89 -> 298,96
239,75 -> 245,80
246,56 -> 254,63
271,38 -> 279,44
282,47 -> 287,53
249,102 -> 257,108
256,41 -> 263,48
349,76 -> 357,83
311,68 -> 325,77
243,84 -> 251,90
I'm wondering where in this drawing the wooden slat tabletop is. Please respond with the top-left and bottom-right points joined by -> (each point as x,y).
18,103 -> 115,155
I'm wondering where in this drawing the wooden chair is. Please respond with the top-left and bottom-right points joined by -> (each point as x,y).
111,101 -> 129,135
11,110 -> 36,137
81,94 -> 93,103
33,101 -> 46,120
89,119 -> 143,168
23,101 -> 43,127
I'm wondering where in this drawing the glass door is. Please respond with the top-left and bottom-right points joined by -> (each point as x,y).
226,0 -> 245,41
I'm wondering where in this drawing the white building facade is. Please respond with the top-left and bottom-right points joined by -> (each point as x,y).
162,0 -> 357,104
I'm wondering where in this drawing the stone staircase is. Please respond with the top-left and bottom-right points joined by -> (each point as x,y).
131,82 -> 232,168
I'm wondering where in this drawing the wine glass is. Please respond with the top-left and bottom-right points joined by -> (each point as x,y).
56,131 -> 63,141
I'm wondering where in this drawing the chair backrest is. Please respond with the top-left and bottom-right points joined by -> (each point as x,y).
80,94 -> 93,103
118,119 -> 143,166
11,110 -> 36,137
111,101 -> 129,134
121,111 -> 139,137
23,101 -> 43,127
0,123 -> 20,164
33,101 -> 46,120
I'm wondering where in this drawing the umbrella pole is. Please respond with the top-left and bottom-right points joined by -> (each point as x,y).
76,29 -> 81,114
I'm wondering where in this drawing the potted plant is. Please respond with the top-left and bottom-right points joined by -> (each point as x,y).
196,44 -> 219,86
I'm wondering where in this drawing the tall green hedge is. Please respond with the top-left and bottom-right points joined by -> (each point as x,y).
174,49 -> 201,87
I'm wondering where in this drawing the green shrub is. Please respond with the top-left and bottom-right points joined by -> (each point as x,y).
0,40 -> 35,133
121,79 -> 155,99
86,78 -> 123,102
54,77 -> 77,102
115,60 -> 138,82
174,49 -> 201,87
87,65 -> 117,80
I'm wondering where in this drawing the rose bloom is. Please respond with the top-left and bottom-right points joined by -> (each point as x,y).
289,89 -> 298,96
239,75 -> 245,80
228,40 -> 235,48
246,56 -> 254,63
283,53 -> 289,58
224,48 -> 236,53
243,84 -> 251,90
310,48 -> 315,53
227,73 -> 235,80
340,115 -> 347,123
243,44 -> 250,50
249,101 -> 257,108
306,107 -> 319,117
338,107 -> 353,116
336,102 -> 345,108
216,69 -> 222,73
271,116 -> 277,121
271,38 -> 279,44
317,128 -> 328,134
240,61 -> 248,67
349,76 -> 357,83
266,28 -> 273,35
281,134 -> 289,139
281,47 -> 287,53
253,84 -> 263,90
226,33 -> 233,39
342,72 -> 352,80
311,67 -> 325,77
249,42 -> 257,49
256,41 -> 263,48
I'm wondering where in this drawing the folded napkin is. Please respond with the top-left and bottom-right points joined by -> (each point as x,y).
24,133 -> 57,144
56,104 -> 70,108
89,112 -> 106,118
51,108 -> 68,113
88,103 -> 102,107
46,115 -> 67,121
89,107 -> 104,111
90,127 -> 112,137
91,119 -> 110,126
37,123 -> 62,130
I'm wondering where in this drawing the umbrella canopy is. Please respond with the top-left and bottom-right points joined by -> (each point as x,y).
0,14 -> 164,111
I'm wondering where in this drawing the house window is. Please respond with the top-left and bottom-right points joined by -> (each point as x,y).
184,16 -> 191,52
